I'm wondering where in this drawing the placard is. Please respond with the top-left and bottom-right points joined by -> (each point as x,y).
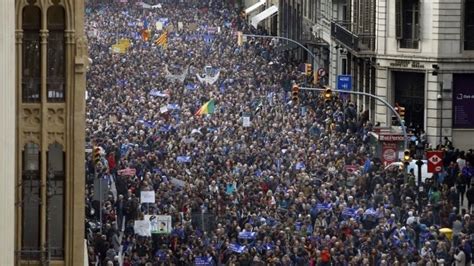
146,215 -> 172,234
140,191 -> 156,203
243,116 -> 250,127
134,220 -> 151,236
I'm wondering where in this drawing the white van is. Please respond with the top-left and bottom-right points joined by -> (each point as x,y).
385,160 -> 433,184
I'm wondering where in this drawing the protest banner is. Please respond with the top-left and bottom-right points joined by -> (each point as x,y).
118,167 -> 136,176
145,215 -> 172,234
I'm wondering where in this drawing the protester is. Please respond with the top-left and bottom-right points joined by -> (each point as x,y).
84,0 -> 474,265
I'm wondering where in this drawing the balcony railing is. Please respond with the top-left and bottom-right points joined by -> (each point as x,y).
331,21 -> 375,53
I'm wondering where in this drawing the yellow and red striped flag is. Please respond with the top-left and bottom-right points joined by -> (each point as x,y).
155,31 -> 168,48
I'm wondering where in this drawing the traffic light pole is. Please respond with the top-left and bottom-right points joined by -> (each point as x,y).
243,34 -> 318,67
242,34 -> 408,150
300,87 -> 408,150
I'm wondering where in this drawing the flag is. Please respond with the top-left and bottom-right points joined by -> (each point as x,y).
141,29 -> 151,41
229,243 -> 246,253
195,99 -> 215,116
155,31 -> 168,47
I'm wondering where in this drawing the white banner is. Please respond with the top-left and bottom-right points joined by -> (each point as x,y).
140,191 -> 155,203
134,220 -> 151,236
146,215 -> 172,234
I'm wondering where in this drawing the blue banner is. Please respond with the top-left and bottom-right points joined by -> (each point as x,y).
238,231 -> 256,240
316,203 -> 332,211
229,243 -> 246,253
177,156 -> 191,163
194,256 -> 213,266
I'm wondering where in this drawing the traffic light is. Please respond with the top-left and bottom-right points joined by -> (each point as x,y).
403,149 -> 411,163
398,106 -> 406,121
93,146 -> 101,165
305,64 -> 312,76
323,87 -> 332,102
313,71 -> 319,85
292,84 -> 300,103
432,64 -> 439,76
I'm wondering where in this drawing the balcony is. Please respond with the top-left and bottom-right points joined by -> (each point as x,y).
331,21 -> 375,53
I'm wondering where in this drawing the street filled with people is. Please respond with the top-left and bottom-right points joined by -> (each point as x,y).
85,0 -> 474,265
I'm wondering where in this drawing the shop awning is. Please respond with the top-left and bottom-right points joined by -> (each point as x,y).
251,5 -> 278,28
244,0 -> 265,14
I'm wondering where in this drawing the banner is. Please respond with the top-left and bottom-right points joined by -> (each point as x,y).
195,256 -> 213,265
140,191 -> 155,203
238,231 -> 256,239
427,150 -> 444,173
382,142 -> 397,166
146,215 -> 172,234
118,167 -> 136,176
134,220 -> 151,236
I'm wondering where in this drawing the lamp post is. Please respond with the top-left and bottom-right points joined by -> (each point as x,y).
415,142 -> 424,210
243,34 -> 319,71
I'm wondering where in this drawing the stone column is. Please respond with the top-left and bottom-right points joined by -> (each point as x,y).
0,0 -> 16,265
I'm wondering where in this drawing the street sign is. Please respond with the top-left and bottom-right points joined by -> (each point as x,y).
317,68 -> 326,77
337,75 -> 352,91
427,150 -> 444,173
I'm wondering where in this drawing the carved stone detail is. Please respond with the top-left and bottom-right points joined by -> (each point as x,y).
47,132 -> 65,146
22,108 -> 41,126
22,131 -> 41,147
47,107 -> 65,125
75,35 -> 88,57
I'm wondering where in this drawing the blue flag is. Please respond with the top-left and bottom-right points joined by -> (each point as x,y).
195,256 -> 213,266
229,243 -> 246,253
177,156 -> 191,163
238,231 -> 256,240
342,208 -> 358,218
316,203 -> 332,211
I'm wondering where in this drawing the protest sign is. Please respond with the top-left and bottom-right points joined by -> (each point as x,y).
243,116 -> 250,127
160,105 -> 168,113
140,190 -> 155,203
147,215 -> 172,234
134,220 -> 151,236
155,21 -> 163,31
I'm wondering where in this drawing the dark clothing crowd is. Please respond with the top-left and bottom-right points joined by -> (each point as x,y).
84,0 -> 474,265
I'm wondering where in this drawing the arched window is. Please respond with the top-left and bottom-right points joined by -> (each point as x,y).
22,5 -> 41,102
21,143 -> 41,259
47,5 -> 66,102
47,142 -> 65,258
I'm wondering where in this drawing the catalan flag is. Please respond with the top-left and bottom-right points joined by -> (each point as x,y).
195,99 -> 215,116
155,31 -> 168,47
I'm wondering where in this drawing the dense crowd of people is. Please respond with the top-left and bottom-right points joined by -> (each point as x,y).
84,0 -> 474,265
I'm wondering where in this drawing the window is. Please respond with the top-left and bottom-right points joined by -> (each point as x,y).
21,143 -> 41,260
47,143 -> 65,259
464,0 -> 474,50
341,58 -> 347,75
47,5 -> 66,102
396,0 -> 420,49
22,5 -> 41,102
